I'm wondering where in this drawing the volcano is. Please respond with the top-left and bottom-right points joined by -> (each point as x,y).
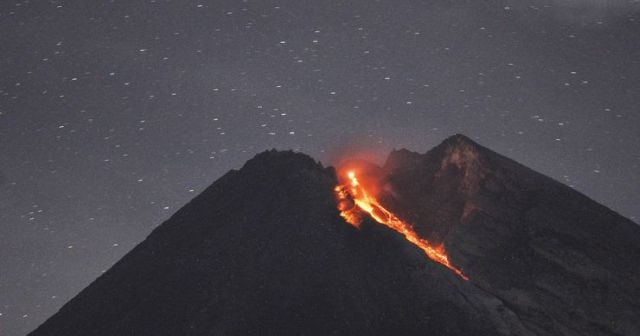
30,135 -> 640,336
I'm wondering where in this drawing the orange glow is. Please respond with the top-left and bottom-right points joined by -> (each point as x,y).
336,170 -> 469,281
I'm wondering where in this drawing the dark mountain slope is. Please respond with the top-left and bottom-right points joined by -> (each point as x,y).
30,150 -> 523,336
381,134 -> 640,336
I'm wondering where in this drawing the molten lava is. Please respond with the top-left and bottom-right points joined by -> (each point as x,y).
335,171 -> 469,281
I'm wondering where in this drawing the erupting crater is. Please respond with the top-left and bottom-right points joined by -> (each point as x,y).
335,170 -> 468,281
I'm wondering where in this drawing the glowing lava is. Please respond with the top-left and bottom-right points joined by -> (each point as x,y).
335,171 -> 469,281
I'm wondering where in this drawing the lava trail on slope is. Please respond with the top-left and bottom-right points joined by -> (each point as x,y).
335,170 -> 468,281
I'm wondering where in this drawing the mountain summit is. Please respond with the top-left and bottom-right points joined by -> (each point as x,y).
30,136 -> 640,336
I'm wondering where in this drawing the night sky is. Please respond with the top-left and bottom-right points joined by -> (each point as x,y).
2,1 -> 639,334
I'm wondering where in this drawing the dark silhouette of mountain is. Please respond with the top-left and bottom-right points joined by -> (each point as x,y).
30,136 -> 640,336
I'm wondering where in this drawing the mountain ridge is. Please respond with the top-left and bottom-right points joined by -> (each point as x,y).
30,135 -> 640,336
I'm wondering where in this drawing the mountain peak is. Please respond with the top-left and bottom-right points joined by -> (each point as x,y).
242,149 -> 323,173
440,133 -> 479,148
384,135 -> 489,198
384,134 -> 485,172
435,135 -> 488,192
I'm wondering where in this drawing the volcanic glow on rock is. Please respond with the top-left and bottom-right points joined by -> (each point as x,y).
335,171 -> 469,281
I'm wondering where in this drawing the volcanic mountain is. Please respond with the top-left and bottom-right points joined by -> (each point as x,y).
30,135 -> 640,336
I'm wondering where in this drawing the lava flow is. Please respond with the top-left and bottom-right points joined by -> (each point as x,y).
335,171 -> 469,281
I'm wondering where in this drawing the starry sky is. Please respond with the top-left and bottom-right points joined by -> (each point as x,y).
1,0 -> 639,334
